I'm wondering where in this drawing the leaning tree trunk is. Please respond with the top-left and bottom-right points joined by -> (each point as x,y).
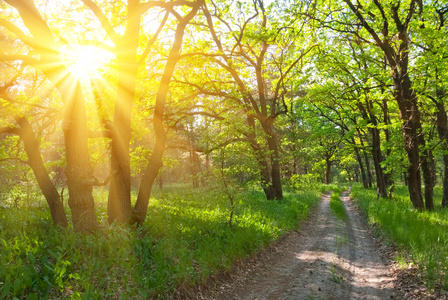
7,0 -> 97,231
13,117 -> 68,227
132,3 -> 201,225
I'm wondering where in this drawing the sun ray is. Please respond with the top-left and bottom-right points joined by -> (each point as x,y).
60,44 -> 113,81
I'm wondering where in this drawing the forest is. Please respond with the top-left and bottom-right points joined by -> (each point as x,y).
1,0 -> 448,298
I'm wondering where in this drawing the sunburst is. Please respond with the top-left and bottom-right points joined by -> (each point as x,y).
60,44 -> 113,80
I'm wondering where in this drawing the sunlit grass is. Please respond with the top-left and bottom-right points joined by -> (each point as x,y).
0,185 -> 324,298
329,188 -> 346,222
351,184 -> 448,291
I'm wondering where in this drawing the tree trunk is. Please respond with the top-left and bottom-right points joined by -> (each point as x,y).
158,171 -> 164,190
357,132 -> 373,188
14,117 -> 68,227
343,0 -> 425,210
353,144 -> 368,188
133,145 -> 164,225
394,82 -> 425,210
107,1 -> 141,225
363,150 -> 373,188
324,154 -> 332,184
7,0 -> 97,231
435,97 -> 448,207
401,119 -> 424,210
133,3 -> 201,225
267,132 -> 283,199
246,115 -> 276,200
432,68 -> 448,207
382,98 -> 394,188
63,83 -> 98,232
370,127 -> 387,198
442,154 -> 448,208
421,148 -> 435,211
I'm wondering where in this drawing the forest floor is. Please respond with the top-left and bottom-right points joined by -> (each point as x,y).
188,190 -> 442,300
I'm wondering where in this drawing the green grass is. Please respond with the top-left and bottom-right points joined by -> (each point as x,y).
0,186 -> 324,299
351,184 -> 448,291
329,188 -> 347,222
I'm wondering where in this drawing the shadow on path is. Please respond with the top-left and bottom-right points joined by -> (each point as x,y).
211,190 -> 401,300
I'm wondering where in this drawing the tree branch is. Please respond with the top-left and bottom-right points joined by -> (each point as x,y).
80,0 -> 121,45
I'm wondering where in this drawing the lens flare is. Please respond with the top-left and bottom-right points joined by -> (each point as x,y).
60,45 -> 112,80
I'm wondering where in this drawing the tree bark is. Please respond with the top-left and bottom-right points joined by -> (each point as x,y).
370,126 -> 387,198
359,135 -> 373,188
107,0 -> 141,225
133,2 -> 202,225
421,148 -> 435,210
353,143 -> 368,188
247,116 -> 276,200
12,117 -> 68,227
324,153 -> 332,184
435,97 -> 448,207
63,83 -> 98,232
265,127 -> 283,199
344,0 -> 425,210
6,0 -> 97,231
442,154 -> 448,208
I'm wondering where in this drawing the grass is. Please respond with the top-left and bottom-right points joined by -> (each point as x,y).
350,184 -> 448,291
329,187 -> 347,222
0,185 -> 326,299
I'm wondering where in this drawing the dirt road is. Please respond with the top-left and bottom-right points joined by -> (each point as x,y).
211,190 -> 400,300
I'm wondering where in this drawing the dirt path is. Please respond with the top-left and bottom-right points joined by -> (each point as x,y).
210,190 -> 401,300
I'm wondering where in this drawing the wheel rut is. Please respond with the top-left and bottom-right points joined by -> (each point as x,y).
210,190 -> 400,300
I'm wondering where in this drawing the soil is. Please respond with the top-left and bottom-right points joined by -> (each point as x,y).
174,190 -> 446,300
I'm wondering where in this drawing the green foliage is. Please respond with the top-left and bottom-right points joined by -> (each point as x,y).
0,187 -> 321,298
289,173 -> 320,189
351,184 -> 448,291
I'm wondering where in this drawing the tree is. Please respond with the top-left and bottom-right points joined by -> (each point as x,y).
1,0 -> 203,230
1,0 -> 98,231
307,0 -> 439,209
176,0 -> 318,199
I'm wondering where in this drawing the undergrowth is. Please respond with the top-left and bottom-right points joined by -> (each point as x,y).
0,185 -> 326,299
351,184 -> 448,291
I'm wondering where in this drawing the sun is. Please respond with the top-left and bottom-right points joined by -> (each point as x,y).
60,45 -> 113,80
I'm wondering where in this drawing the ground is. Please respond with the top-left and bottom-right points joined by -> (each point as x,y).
174,190 -> 445,299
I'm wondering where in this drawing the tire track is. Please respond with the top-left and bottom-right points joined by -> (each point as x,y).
211,190 -> 398,300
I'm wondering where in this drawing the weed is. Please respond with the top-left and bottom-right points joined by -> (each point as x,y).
330,255 -> 344,284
